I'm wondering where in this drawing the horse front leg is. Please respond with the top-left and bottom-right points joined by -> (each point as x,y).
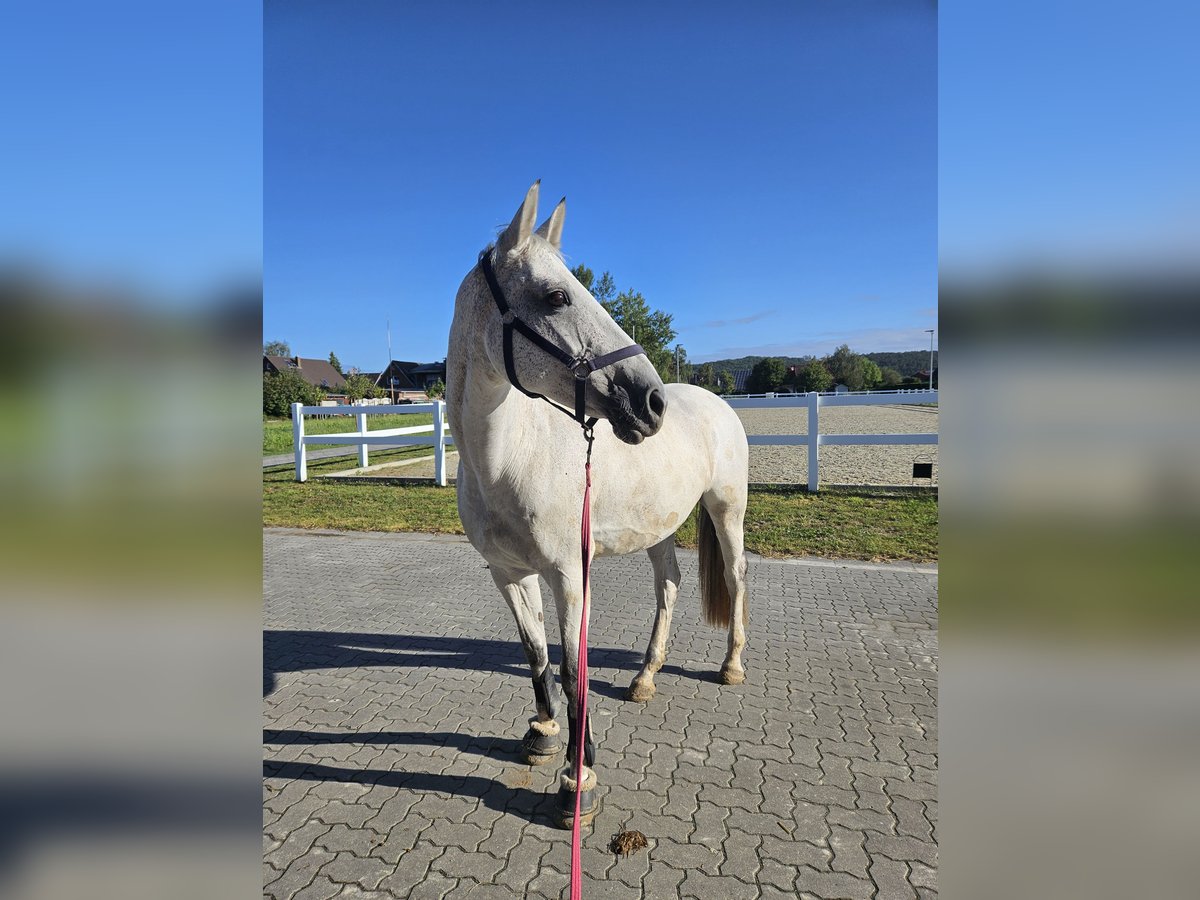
490,568 -> 561,766
627,536 -> 681,703
546,568 -> 598,830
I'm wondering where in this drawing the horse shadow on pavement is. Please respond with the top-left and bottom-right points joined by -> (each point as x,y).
263,630 -> 664,825
262,629 -> 672,698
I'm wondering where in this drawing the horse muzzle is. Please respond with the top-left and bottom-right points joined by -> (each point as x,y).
606,381 -> 667,445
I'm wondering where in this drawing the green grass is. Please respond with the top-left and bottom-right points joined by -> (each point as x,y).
263,412 -> 434,456
942,523 -> 1200,632
264,458 -> 937,561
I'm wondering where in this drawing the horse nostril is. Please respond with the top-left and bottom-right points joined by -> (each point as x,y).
647,388 -> 667,420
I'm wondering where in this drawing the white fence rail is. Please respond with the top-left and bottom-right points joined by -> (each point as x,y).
290,389 -> 937,492
291,401 -> 454,485
723,389 -> 938,491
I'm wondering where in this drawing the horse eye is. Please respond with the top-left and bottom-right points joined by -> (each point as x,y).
546,290 -> 569,308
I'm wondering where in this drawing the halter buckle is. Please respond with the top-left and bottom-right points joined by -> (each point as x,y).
501,310 -> 516,325
572,358 -> 593,380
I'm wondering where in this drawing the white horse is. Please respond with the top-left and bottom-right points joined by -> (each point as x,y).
447,182 -> 750,827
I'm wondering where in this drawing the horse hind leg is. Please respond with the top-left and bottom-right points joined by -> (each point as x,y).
627,535 -> 681,703
490,569 -> 561,766
698,490 -> 749,685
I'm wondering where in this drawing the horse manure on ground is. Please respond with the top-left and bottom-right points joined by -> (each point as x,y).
609,830 -> 648,857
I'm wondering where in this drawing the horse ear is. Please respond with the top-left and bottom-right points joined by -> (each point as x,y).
534,197 -> 566,250
497,181 -> 540,255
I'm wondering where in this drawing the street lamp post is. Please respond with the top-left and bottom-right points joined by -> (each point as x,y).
925,329 -> 935,390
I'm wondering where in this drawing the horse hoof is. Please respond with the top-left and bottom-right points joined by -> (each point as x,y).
625,680 -> 656,703
520,728 -> 561,766
718,666 -> 746,685
555,787 -> 599,830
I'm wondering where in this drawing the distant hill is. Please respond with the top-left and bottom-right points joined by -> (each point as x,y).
703,350 -> 936,380
861,350 -> 937,378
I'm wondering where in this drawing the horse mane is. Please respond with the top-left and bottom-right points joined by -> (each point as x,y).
479,235 -> 565,264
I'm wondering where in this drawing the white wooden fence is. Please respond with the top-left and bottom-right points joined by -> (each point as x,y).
723,389 -> 938,491
291,401 -> 454,485
290,389 -> 937,492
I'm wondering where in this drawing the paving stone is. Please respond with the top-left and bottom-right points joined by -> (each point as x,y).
376,844 -> 443,897
720,830 -> 762,882
679,870 -> 760,900
910,861 -> 938,890
759,834 -> 833,871
758,858 -> 799,892
431,845 -> 506,882
265,530 -> 938,900
442,885 -> 520,900
368,815 -> 433,865
493,840 -> 550,894
314,823 -> 376,856
871,856 -> 917,899
266,820 -> 333,873
293,875 -> 342,900
268,847 -> 335,900
408,873 -> 458,900
321,852 -> 394,890
793,865 -> 875,900
641,861 -> 686,898
864,831 -> 938,867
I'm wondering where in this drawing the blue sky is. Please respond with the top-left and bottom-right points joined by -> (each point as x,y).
264,1 -> 937,370
939,0 -> 1199,277
0,1 -> 261,301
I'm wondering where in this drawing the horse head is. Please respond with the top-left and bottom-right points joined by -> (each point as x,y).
479,182 -> 667,444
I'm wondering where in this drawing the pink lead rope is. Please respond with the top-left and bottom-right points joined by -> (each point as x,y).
569,454 -> 593,900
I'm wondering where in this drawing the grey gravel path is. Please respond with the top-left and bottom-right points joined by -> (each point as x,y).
264,529 -> 938,899
736,405 -> 939,486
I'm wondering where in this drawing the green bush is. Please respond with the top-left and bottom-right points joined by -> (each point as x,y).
263,370 -> 325,418
343,372 -> 383,401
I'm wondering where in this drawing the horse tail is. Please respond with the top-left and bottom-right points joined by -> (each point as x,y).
698,504 -> 733,629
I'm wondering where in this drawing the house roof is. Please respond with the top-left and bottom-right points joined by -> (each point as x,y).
263,356 -> 348,390
410,361 -> 446,375
372,360 -> 422,390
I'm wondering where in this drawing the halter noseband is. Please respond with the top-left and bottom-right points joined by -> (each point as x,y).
480,249 -> 647,432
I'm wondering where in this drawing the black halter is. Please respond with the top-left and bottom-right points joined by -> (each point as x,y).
480,249 -> 647,433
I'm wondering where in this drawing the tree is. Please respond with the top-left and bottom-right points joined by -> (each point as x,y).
670,344 -> 692,383
880,366 -> 904,387
328,352 -> 343,375
604,290 -> 677,381
696,362 -> 717,391
717,371 -> 736,394
570,263 -> 677,381
858,357 -> 883,390
343,372 -> 381,401
426,379 -> 446,399
796,359 -> 833,393
746,357 -> 787,393
264,340 -> 290,357
263,369 -> 324,417
592,271 -> 617,304
570,264 -> 617,303
825,344 -> 861,389
570,264 -> 594,292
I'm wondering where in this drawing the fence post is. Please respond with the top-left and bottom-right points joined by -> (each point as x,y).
807,392 -> 820,493
356,410 -> 369,468
292,402 -> 307,483
433,400 -> 447,487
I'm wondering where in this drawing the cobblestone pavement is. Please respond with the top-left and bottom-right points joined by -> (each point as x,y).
264,529 -> 938,899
